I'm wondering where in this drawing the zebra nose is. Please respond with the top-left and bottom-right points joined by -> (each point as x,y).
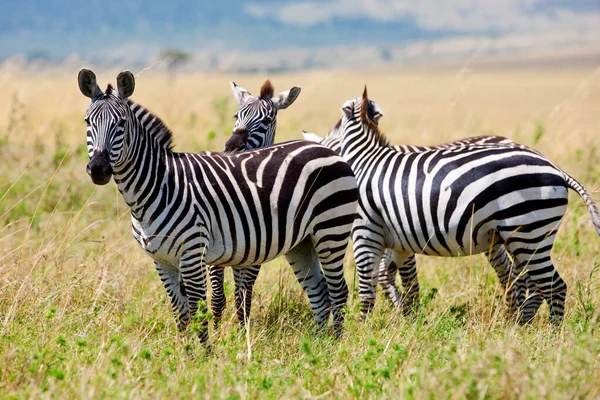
87,150 -> 113,185
224,128 -> 249,153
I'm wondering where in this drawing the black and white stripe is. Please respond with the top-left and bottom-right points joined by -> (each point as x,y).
78,70 -> 357,344
209,80 -> 302,326
303,121 -> 526,310
337,87 -> 600,324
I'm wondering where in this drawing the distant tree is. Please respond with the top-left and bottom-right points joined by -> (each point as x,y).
380,47 -> 393,63
160,49 -> 191,80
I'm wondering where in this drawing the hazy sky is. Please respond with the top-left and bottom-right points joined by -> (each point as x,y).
1,0 -> 599,66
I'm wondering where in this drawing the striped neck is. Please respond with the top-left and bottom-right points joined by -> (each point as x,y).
247,120 -> 277,150
113,101 -> 173,216
339,114 -> 388,170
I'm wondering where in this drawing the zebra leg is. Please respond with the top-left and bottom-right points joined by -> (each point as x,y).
505,232 -> 566,325
352,223 -> 386,315
154,262 -> 191,332
232,265 -> 261,327
378,250 -> 401,306
312,233 -> 350,333
179,243 -> 210,344
518,270 -> 545,322
394,253 -> 419,311
208,265 -> 226,327
485,241 -> 523,315
285,238 -> 331,330
485,239 -> 544,322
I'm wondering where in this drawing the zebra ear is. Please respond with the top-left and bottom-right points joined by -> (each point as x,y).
230,81 -> 251,106
116,71 -> 135,99
369,100 -> 384,123
78,69 -> 103,99
273,86 -> 301,110
341,99 -> 355,118
301,130 -> 323,143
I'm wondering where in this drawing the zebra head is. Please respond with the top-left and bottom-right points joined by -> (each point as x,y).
302,104 -> 384,154
340,86 -> 384,127
339,86 -> 388,156
227,80 -> 301,152
78,69 -> 135,185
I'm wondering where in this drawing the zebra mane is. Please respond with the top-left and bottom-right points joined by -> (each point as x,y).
128,100 -> 174,151
105,84 -> 114,96
260,80 -> 274,99
360,87 -> 389,147
333,118 -> 341,131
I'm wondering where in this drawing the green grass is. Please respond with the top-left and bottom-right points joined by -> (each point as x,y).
2,71 -> 600,398
2,138 -> 600,399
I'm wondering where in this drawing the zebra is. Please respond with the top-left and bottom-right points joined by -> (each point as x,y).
77,69 -> 358,344
210,80 -> 302,327
337,86 -> 600,324
302,118 -> 528,312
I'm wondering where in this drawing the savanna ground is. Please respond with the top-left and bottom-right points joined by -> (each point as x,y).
1,63 -> 600,399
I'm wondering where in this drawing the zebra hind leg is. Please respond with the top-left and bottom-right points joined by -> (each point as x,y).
232,265 -> 261,328
312,234 -> 350,335
378,250 -> 401,306
485,238 -> 545,323
505,231 -> 566,325
208,265 -> 226,328
352,223 -> 386,316
379,250 -> 419,313
515,270 -> 545,323
285,238 -> 331,331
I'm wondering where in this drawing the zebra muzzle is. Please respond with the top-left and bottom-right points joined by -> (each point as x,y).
87,150 -> 113,185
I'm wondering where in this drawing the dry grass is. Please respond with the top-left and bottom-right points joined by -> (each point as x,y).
1,64 -> 600,399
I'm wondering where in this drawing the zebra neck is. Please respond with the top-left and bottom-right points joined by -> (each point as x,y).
113,137 -> 170,219
113,102 -> 175,219
340,126 -> 385,171
247,124 -> 276,149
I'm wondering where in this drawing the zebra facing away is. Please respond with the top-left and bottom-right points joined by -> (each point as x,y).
302,119 -> 530,312
337,87 -> 600,324
210,80 -> 301,327
77,69 -> 358,344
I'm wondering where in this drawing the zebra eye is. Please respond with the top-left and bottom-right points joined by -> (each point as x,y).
233,114 -> 238,120
84,117 -> 90,126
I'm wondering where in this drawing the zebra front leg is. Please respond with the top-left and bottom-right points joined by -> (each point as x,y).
154,262 -> 191,332
209,265 -> 226,327
352,223 -> 386,316
179,243 -> 210,345
232,265 -> 261,327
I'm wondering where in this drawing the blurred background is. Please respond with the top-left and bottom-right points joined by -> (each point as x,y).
2,2 -> 600,398
2,0 -> 600,72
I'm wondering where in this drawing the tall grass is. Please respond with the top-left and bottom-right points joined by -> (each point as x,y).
1,66 -> 600,398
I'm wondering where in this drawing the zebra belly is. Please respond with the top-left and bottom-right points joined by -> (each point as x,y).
131,219 -> 182,268
382,225 -> 471,257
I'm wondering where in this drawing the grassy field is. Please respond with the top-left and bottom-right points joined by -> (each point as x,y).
1,64 -> 600,399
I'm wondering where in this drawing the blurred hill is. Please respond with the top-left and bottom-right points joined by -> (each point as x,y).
1,1 -> 599,72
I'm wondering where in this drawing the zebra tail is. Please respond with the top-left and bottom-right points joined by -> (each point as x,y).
564,173 -> 600,236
